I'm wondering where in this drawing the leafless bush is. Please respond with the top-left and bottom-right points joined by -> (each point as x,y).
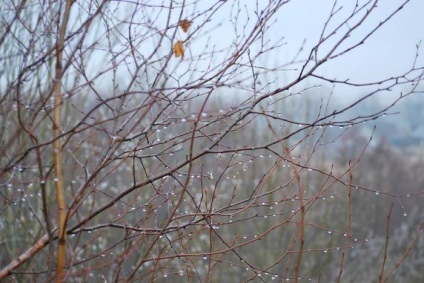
1,0 -> 423,282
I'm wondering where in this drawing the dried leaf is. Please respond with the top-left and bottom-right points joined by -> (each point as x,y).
178,19 -> 192,33
174,40 -> 184,60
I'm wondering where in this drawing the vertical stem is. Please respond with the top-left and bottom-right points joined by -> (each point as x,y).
53,1 -> 74,282
379,202 -> 394,283
337,161 -> 353,282
262,110 -> 305,281
288,147 -> 304,283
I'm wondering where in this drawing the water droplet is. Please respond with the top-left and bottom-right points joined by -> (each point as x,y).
375,191 -> 380,195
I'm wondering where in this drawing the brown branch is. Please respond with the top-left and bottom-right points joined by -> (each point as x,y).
337,161 -> 354,282
0,234 -> 51,279
53,0 -> 75,282
379,202 -> 394,282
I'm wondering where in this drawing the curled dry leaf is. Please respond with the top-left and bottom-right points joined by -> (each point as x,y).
178,19 -> 192,33
174,40 -> 184,60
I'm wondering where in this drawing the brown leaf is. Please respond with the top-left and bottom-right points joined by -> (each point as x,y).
178,19 -> 192,33
174,41 -> 184,60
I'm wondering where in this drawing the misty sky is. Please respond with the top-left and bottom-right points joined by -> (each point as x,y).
139,0 -> 422,106
50,0 -> 421,103
273,0 -> 424,81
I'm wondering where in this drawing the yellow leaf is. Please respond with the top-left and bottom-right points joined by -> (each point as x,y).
179,19 -> 192,33
174,41 -> 184,60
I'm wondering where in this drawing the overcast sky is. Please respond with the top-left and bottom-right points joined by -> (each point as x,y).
154,0 -> 423,104
272,0 -> 424,81
36,0 -> 419,108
